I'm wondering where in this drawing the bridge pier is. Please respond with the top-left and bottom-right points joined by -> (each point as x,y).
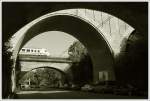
93,66 -> 116,84
91,49 -> 116,84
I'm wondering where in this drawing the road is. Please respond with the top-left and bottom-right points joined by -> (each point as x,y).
14,88 -> 146,99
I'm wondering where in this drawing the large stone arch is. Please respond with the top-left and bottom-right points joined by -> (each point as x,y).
13,13 -> 115,79
9,8 -> 137,93
10,12 -> 116,92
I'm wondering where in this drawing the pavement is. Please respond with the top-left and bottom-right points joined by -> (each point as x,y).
14,88 -> 147,99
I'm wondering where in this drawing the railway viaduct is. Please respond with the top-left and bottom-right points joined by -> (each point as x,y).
2,2 -> 148,98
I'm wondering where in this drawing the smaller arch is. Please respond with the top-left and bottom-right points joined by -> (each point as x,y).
19,66 -> 69,80
18,66 -> 69,86
29,66 -> 67,76
18,66 -> 70,90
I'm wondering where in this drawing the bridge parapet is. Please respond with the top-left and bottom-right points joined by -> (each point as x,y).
20,61 -> 72,72
18,54 -> 74,63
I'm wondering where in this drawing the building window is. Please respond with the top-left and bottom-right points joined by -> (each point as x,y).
22,49 -> 25,52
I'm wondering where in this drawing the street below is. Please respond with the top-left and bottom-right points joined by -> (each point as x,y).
14,88 -> 146,99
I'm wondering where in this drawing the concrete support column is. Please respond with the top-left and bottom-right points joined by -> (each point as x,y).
11,68 -> 16,93
91,50 -> 115,83
11,57 -> 17,94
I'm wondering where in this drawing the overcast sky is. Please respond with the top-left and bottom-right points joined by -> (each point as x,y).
23,31 -> 77,57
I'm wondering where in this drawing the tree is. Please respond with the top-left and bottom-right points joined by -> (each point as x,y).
68,41 -> 88,62
3,40 -> 13,98
68,41 -> 93,85
19,68 -> 64,88
43,68 -> 63,87
33,69 -> 43,86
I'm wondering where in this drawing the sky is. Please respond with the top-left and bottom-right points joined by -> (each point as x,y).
23,31 -> 78,57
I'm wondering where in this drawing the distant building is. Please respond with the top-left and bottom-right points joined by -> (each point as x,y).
19,48 -> 50,56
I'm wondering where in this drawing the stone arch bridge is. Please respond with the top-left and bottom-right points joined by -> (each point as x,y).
19,55 -> 73,73
9,8 -> 134,92
2,3 -> 148,98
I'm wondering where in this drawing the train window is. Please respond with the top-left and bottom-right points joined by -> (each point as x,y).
22,49 -> 25,52
38,50 -> 40,52
31,50 -> 33,52
27,49 -> 30,52
34,50 -> 36,52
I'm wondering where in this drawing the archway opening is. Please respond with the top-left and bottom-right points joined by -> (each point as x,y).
18,67 -> 67,90
16,31 -> 94,91
11,12 -> 115,91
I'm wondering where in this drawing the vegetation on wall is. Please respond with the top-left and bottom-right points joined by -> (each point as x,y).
115,31 -> 148,91
2,41 -> 13,98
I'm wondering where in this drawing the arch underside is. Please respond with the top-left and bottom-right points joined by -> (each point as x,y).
19,66 -> 68,81
14,14 -> 115,82
11,9 -> 134,57
9,9 -> 136,85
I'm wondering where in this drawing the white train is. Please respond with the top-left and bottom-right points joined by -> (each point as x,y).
19,48 -> 50,56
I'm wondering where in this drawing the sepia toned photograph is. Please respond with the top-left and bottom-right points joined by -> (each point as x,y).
2,2 -> 148,99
